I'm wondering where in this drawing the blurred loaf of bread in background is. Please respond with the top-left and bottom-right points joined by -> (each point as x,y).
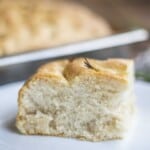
0,0 -> 112,56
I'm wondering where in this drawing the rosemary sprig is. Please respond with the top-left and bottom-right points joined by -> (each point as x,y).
84,58 -> 98,71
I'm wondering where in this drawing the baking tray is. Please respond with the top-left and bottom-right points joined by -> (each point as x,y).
0,29 -> 149,85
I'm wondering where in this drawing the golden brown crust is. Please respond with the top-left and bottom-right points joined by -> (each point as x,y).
0,0 -> 112,56
36,58 -> 133,83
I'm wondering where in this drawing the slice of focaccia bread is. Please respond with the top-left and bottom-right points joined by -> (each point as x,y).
16,58 -> 135,141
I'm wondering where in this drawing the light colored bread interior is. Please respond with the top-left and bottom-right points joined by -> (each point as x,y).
16,58 -> 135,141
0,0 -> 111,56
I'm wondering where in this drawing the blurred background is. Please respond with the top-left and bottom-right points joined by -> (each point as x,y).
0,0 -> 150,84
77,0 -> 150,31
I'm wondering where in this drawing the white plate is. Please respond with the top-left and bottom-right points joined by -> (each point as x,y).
0,81 -> 150,150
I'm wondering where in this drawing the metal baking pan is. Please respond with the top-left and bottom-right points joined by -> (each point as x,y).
0,29 -> 149,85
